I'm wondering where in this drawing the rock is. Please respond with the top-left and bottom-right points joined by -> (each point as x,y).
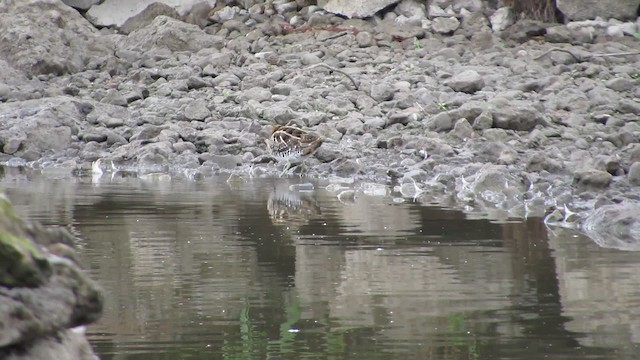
336,115 -> 365,135
274,1 -> 298,14
396,0 -> 427,18
445,70 -> 484,93
315,144 -> 340,163
526,153 -> 563,173
184,1 -> 214,28
431,17 -> 460,34
322,0 -> 400,19
200,154 -> 241,169
556,0 -> 640,21
573,169 -> 613,188
82,132 -> 108,143
0,195 -> 103,357
428,4 -> 448,17
457,164 -> 526,208
62,0 -> 101,9
544,25 -> 594,44
0,0 -> 111,77
87,0 -> 214,28
628,162 -> 640,185
238,87 -> 272,103
490,103 -> 542,132
388,109 -> 419,126
268,84 -> 290,97
119,2 -> 180,34
619,99 -> 640,115
184,98 -> 210,121
426,112 -> 453,132
301,53 -> 322,65
101,89 -> 128,106
370,82 -> 395,102
355,31 -> 375,47
605,77 -> 635,92
606,22 -> 638,37
0,97 -> 81,161
121,16 -> 224,53
489,7 -> 515,32
186,76 -> 209,90
451,118 -> 474,139
334,159 -> 360,177
454,0 -> 484,11
473,110 -> 493,130
502,19 -> 548,43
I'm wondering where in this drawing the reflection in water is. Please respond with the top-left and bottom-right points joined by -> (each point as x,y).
0,166 -> 638,359
267,181 -> 321,226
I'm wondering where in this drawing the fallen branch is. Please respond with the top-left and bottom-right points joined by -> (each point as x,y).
534,47 -> 640,62
306,63 -> 359,90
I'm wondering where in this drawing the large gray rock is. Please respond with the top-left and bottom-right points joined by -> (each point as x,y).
0,195 -> 103,358
445,70 -> 485,93
61,0 -> 100,10
0,0 -> 112,77
119,2 -> 181,34
119,16 -> 224,53
321,0 -> 400,18
556,0 -> 640,20
86,0 -> 215,28
0,97 -> 90,161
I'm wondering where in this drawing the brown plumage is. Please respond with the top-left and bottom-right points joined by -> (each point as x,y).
265,125 -> 322,175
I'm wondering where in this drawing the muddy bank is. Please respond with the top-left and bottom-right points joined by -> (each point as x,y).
0,0 -> 640,246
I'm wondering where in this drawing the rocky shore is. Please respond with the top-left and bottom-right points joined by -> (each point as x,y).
0,0 -> 640,246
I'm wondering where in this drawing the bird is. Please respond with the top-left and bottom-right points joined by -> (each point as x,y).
265,125 -> 323,176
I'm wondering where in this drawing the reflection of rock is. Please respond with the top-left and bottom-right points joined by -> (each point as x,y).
548,227 -> 640,353
582,203 -> 640,251
295,243 -> 519,341
267,181 -> 321,227
0,194 -> 103,359
335,192 -> 418,236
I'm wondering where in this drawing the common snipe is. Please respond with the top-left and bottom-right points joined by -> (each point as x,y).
265,125 -> 323,176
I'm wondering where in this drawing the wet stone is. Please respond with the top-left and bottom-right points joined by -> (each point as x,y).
628,162 -> 640,185
573,169 -> 613,188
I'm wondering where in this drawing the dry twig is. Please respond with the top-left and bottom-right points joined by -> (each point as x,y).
534,47 -> 640,62
306,63 -> 359,90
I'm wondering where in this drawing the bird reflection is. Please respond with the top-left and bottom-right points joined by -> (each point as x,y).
267,180 -> 321,227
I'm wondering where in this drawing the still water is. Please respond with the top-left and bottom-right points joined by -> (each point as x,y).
1,167 -> 639,360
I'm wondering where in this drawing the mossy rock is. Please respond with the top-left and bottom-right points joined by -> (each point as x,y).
0,195 -> 51,287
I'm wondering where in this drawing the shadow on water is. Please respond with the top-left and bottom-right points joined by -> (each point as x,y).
1,166 -> 638,360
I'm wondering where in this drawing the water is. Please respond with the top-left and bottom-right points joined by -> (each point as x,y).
1,167 -> 639,360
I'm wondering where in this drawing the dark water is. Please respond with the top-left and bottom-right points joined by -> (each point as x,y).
1,167 -> 639,360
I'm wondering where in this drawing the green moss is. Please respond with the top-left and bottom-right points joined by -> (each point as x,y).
0,194 -> 17,219
0,201 -> 50,287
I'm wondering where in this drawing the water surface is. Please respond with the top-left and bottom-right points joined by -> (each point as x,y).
1,167 -> 638,360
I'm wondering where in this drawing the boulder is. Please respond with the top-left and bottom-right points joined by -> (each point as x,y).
120,15 -> 225,53
0,194 -> 103,358
61,0 -> 100,10
321,0 -> 400,18
556,0 -> 640,20
0,0 -> 112,77
86,0 -> 215,28
0,97 -> 89,161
